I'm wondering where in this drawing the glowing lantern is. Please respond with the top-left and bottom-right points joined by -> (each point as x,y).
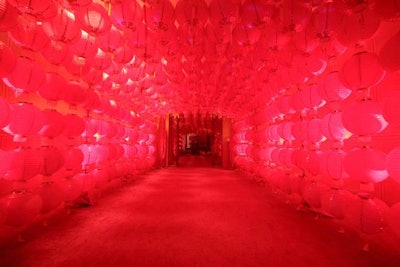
146,0 -> 175,32
344,148 -> 388,184
80,144 -> 99,167
320,111 -> 351,141
379,30 -> 400,72
114,44 -> 134,64
39,181 -> 64,214
64,54 -> 91,76
42,10 -> 82,44
62,114 -> 85,137
342,100 -> 388,136
0,97 -> 10,128
175,0 -> 208,27
69,32 -> 98,61
313,2 -> 343,39
321,150 -> 349,180
61,80 -> 87,106
7,103 -> 44,136
64,147 -> 84,173
4,56 -> 46,93
40,40 -> 71,65
7,0 -> 54,19
75,3 -> 111,36
0,41 -> 16,78
9,20 -> 49,51
38,72 -> 68,102
386,147 -> 400,185
302,180 -> 330,209
306,150 -> 322,176
4,191 -> 42,227
41,146 -> 65,176
96,26 -> 123,53
281,0 -> 312,32
317,71 -> 351,102
340,52 -> 385,90
110,0 -> 142,30
301,84 -> 324,109
39,110 -> 65,138
95,145 -> 110,165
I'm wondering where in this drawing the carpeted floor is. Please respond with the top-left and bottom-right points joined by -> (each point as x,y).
0,156 -> 399,267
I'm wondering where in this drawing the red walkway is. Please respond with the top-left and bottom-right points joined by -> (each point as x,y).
0,158 -> 399,266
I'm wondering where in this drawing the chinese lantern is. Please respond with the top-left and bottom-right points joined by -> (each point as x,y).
75,3 -> 111,36
0,96 -> 10,128
175,0 -> 209,28
4,190 -> 42,227
320,150 -> 349,180
0,41 -> 17,77
317,71 -> 351,102
40,40 -> 71,65
9,18 -> 49,51
7,103 -> 44,136
386,147 -> 400,185
320,111 -> 351,141
379,30 -> 400,72
110,0 -> 143,30
42,10 -> 82,44
146,0 -> 175,32
39,181 -> 64,214
64,147 -> 84,173
41,146 -> 65,177
344,148 -> 388,184
62,114 -> 85,137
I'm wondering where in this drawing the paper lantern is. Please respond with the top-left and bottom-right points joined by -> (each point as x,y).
38,72 -> 68,102
146,0 -> 175,32
379,30 -> 400,71
40,40 -> 71,65
38,110 -> 65,138
321,150 -> 349,180
69,32 -> 98,61
386,202 -> 400,237
39,181 -> 64,214
75,3 -> 111,36
114,44 -> 134,64
80,144 -> 99,167
110,0 -> 142,30
64,54 -> 91,76
383,91 -> 400,126
63,177 -> 83,203
344,148 -> 388,184
317,71 -> 351,102
386,147 -> 400,185
96,26 -> 123,54
41,146 -> 65,176
0,1 -> 18,31
304,119 -> 324,144
321,189 -> 352,219
42,10 -> 82,44
240,0 -> 274,27
0,96 -> 10,128
0,41 -> 16,77
7,0 -> 54,19
302,180 -> 330,209
175,0 -> 209,27
313,2 -> 343,39
232,22 -> 261,46
320,111 -> 351,141
62,114 -> 85,137
7,103 -> 44,136
342,100 -> 388,136
340,52 -> 385,90
4,191 -> 42,227
4,56 -> 46,93
9,18 -> 49,51
281,0 -> 312,32
64,147 -> 84,173
306,150 -> 322,176
374,0 -> 400,20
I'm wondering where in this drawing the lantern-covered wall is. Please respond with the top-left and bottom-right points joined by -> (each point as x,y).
1,0 -> 400,244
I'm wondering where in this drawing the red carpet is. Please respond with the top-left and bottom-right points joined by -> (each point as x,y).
0,156 -> 399,267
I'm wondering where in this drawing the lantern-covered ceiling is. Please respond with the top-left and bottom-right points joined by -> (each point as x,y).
1,0 -> 399,120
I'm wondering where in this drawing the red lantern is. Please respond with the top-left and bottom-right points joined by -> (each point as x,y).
281,0 -> 312,32
61,80 -> 88,106
62,114 -> 85,137
75,3 -> 111,36
342,100 -> 388,136
320,111 -> 351,141
41,146 -> 65,176
96,26 -> 123,53
38,72 -> 68,102
0,96 -> 10,128
317,71 -> 351,102
0,41 -> 17,78
7,0 -> 54,19
39,181 -> 64,214
64,147 -> 84,173
69,32 -> 98,60
175,0 -> 208,27
301,84 -> 324,109
386,202 -> 400,237
232,22 -> 260,46
4,190 -> 42,227
63,176 -> 83,203
42,10 -> 82,44
321,189 -> 352,219
302,180 -> 330,209
7,103 -> 44,136
378,30 -> 400,72
0,1 -> 18,31
4,56 -> 46,93
110,0 -> 143,30
80,144 -> 99,167
114,44 -> 134,64
320,150 -> 349,180
240,0 -> 275,27
386,147 -> 400,185
374,0 -> 400,20
40,40 -> 71,65
344,148 -> 388,184
9,17 -> 50,51
340,52 -> 385,90
39,109 -> 65,138
146,0 -> 175,32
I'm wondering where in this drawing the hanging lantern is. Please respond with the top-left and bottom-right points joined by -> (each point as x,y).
80,144 -> 99,167
317,71 -> 351,102
302,180 -> 330,210
96,26 -> 124,53
4,56 -> 46,94
40,40 -> 71,65
0,41 -> 17,78
41,146 -> 65,177
281,0 -> 312,33
114,44 -> 134,64
0,1 -> 18,31
340,51 -> 385,90
344,148 -> 388,184
320,111 -> 352,141
320,189 -> 352,219
4,190 -> 42,228
232,22 -> 260,46
7,103 -> 44,136
7,0 -> 55,20
110,0 -> 143,30
39,181 -> 64,214
342,100 -> 388,136
69,31 -> 98,61
386,147 -> 400,185
61,80 -> 88,106
75,3 -> 111,36
39,109 -> 65,138
64,147 -> 84,173
63,176 -> 83,203
42,9 -> 82,44
378,29 -> 400,72
320,150 -> 349,180
301,84 -> 325,109
175,0 -> 209,28
62,114 -> 85,137
0,96 -> 10,128
38,72 -> 68,102
146,0 -> 175,32
386,202 -> 400,237
9,18 -> 50,51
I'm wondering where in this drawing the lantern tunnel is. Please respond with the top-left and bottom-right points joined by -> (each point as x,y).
1,0 -> 400,266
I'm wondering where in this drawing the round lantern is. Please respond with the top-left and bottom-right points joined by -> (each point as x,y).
146,0 -> 175,32
8,0 -> 55,19
19,148 -> 43,181
41,146 -> 65,177
42,10 -> 82,44
38,72 -> 68,102
317,71 -> 351,102
9,19 -> 49,51
306,150 -> 322,176
7,103 -> 44,136
374,0 -> 400,20
320,111 -> 351,141
96,26 -> 123,53
63,177 -> 83,203
61,80 -> 87,106
0,96 -> 10,128
39,110 -> 65,138
0,1 -> 18,31
342,100 -> 388,136
278,122 -> 294,142
0,41 -> 17,78
240,0 -> 274,27
378,29 -> 400,72
175,0 -> 208,27
62,114 -> 85,137
4,190 -> 43,227
39,181 -> 64,214
95,144 -> 110,165
344,148 -> 388,183
383,91 -> 400,126
340,51 -> 385,90
304,119 -> 324,144
64,54 -> 91,76
40,40 -> 71,65
69,32 -> 98,61
110,0 -> 143,30
386,202 -> 400,237
114,44 -> 134,64
80,144 -> 99,167
4,56 -> 46,93
321,150 -> 349,180
75,3 -> 111,36
81,90 -> 101,110
302,180 -> 330,210
64,147 -> 84,173
321,188 -> 352,219
232,22 -> 261,46
386,147 -> 400,185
